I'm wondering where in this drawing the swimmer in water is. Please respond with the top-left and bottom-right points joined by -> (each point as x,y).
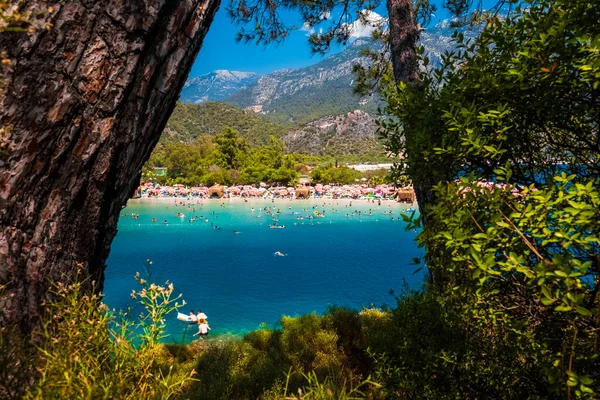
233,230 -> 239,234
274,251 -> 285,257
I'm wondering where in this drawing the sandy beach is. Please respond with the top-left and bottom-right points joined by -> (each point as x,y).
134,183 -> 416,203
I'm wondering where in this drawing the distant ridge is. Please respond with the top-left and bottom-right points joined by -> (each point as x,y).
162,102 -> 288,146
179,70 -> 260,104
282,110 -> 382,156
180,19 -> 477,125
224,39 -> 382,125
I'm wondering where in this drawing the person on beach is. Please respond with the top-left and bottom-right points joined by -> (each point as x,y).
197,310 -> 208,320
193,318 -> 211,337
188,310 -> 198,325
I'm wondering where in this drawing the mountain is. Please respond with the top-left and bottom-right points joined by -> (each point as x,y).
162,102 -> 288,146
161,102 -> 383,157
179,70 -> 260,104
179,21 -> 475,124
282,110 -> 382,156
224,39 -> 381,125
170,21 -> 477,152
419,21 -> 478,70
221,23 -> 473,125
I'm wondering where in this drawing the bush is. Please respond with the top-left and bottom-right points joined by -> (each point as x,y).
24,263 -> 195,399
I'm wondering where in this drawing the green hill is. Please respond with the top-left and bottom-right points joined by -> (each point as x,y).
163,102 -> 290,146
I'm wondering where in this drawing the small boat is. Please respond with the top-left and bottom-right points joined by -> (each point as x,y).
177,312 -> 192,322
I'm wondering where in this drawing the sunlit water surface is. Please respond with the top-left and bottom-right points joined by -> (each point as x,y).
104,198 -> 423,342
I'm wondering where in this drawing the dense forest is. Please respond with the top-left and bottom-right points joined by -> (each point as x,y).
146,102 -> 391,186
164,102 -> 291,146
144,126 -> 390,186
2,0 -> 599,399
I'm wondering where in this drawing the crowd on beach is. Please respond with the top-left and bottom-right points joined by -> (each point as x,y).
125,200 -> 417,231
139,182 -> 412,201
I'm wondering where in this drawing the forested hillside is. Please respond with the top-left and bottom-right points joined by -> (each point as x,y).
163,102 -> 290,146
161,101 -> 387,159
282,110 -> 383,156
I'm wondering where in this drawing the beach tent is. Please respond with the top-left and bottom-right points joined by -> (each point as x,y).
295,186 -> 310,199
208,184 -> 225,198
396,188 -> 416,202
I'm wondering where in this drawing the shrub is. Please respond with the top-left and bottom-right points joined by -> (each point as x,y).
26,263 -> 195,399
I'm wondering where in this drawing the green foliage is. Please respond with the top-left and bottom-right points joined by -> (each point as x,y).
144,127 -> 300,186
214,126 -> 250,170
379,0 -> 600,397
145,125 -> 388,186
311,166 -> 362,185
363,168 -> 392,185
25,265 -> 194,399
180,307 -> 385,400
16,276 -> 595,399
164,102 -> 289,146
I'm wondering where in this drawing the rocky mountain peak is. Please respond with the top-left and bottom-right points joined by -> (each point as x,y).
282,109 -> 380,156
180,70 -> 260,104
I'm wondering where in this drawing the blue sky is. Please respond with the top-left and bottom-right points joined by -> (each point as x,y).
190,0 -> 498,77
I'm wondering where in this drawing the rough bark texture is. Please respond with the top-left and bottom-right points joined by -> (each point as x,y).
386,0 -> 433,217
0,0 -> 220,332
386,0 -> 420,83
386,0 -> 440,284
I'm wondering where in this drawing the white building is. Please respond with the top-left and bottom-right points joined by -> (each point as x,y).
347,163 -> 394,172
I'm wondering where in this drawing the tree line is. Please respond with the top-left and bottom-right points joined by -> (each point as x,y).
143,126 -> 392,186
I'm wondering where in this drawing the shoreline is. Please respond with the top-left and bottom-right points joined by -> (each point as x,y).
135,183 -> 416,203
131,195 -> 404,203
128,195 -> 417,209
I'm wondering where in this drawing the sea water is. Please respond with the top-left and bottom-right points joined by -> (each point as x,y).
104,198 -> 423,342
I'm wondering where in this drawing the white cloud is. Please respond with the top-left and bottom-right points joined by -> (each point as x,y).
301,10 -> 386,39
301,21 -> 315,36
345,10 -> 387,39
301,22 -> 323,37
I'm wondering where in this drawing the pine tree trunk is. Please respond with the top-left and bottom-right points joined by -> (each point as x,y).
386,0 -> 441,283
386,0 -> 420,83
386,0 -> 435,219
0,0 -> 220,332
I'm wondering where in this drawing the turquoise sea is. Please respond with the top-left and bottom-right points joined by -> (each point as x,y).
104,198 -> 423,341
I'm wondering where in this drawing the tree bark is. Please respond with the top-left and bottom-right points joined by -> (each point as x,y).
0,0 -> 221,332
386,0 -> 442,284
386,0 -> 434,219
386,0 -> 420,83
